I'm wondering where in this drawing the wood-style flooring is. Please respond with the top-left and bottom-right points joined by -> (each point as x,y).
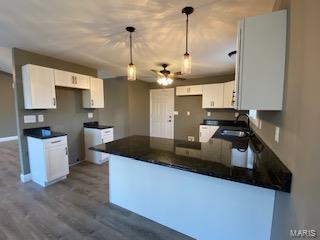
0,141 -> 192,240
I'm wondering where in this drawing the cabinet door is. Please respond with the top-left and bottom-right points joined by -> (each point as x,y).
176,85 -> 202,96
235,10 -> 286,110
73,73 -> 90,89
202,83 -> 224,108
22,64 -> 56,109
46,144 -> 69,182
54,69 -> 74,88
223,81 -> 235,108
91,78 -> 104,108
82,77 -> 104,108
190,85 -> 203,95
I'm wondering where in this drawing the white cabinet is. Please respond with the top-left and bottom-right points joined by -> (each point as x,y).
199,125 -> 219,142
223,81 -> 235,108
27,136 -> 69,187
84,127 -> 113,164
235,10 -> 287,110
176,85 -> 202,96
22,64 -> 57,109
54,69 -> 89,89
202,83 -> 224,108
82,77 -> 104,108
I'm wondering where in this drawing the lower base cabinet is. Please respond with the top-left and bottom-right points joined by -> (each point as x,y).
27,136 -> 69,187
84,127 -> 114,164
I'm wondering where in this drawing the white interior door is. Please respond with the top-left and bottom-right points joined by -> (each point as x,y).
150,89 -> 174,139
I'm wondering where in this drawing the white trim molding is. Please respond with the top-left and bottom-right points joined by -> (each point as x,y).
0,136 -> 18,143
20,173 -> 32,183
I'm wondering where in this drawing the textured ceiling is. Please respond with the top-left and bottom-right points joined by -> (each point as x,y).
0,0 -> 274,81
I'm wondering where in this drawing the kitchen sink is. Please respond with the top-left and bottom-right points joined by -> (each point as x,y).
220,129 -> 247,137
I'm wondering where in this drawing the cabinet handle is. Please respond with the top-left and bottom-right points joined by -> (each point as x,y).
65,147 -> 68,155
51,140 -> 61,144
75,76 -> 78,84
72,76 -> 74,84
91,99 -> 94,106
53,98 -> 56,106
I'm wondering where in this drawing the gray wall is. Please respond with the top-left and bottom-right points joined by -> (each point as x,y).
250,1 -> 320,239
0,71 -> 17,138
99,77 -> 129,140
149,74 -> 245,141
12,48 -> 98,174
98,77 -> 150,139
128,80 -> 150,136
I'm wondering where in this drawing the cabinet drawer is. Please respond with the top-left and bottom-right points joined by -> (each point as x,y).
44,136 -> 67,148
101,128 -> 113,135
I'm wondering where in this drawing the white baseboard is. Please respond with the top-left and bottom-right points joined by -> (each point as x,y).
20,173 -> 32,183
0,136 -> 18,143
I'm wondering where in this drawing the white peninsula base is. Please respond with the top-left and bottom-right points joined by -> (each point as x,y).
109,155 -> 275,240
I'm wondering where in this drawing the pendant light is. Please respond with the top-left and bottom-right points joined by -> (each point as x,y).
181,6 -> 194,74
126,26 -> 136,81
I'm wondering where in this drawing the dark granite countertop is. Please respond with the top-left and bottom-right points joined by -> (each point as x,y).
24,127 -> 67,139
84,121 -> 113,130
201,119 -> 249,128
90,134 -> 292,192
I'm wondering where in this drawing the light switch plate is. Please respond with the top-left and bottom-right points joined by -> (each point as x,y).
24,115 -> 36,123
275,126 -> 280,143
174,111 -> 179,115
88,112 -> 93,118
187,111 -> 190,116
207,112 -> 211,117
235,112 -> 239,117
38,115 -> 44,122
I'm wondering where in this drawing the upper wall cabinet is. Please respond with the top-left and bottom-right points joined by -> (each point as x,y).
235,10 -> 287,110
22,64 -> 57,109
202,83 -> 224,108
223,81 -> 235,108
54,69 -> 89,90
82,77 -> 104,108
176,85 -> 202,96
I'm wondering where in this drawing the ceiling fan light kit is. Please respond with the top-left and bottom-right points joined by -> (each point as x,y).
157,77 -> 173,86
181,6 -> 194,74
126,26 -> 136,81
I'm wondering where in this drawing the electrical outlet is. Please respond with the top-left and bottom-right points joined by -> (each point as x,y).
24,115 -> 36,123
235,112 -> 239,117
174,111 -> 179,115
188,136 -> 195,142
275,126 -> 280,143
88,112 -> 93,118
38,115 -> 44,122
187,111 -> 190,116
207,112 -> 211,117
258,119 -> 262,129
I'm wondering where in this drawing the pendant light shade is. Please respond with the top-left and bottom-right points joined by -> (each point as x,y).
181,6 -> 194,74
126,26 -> 136,81
127,63 -> 136,81
182,53 -> 192,74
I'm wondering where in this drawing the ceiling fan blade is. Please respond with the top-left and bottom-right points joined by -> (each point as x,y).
151,69 -> 163,76
173,76 -> 186,81
174,71 -> 182,75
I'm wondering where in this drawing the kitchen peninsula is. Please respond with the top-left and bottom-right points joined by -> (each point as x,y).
91,127 -> 292,240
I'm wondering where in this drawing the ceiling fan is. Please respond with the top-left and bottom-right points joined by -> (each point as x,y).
151,64 -> 186,86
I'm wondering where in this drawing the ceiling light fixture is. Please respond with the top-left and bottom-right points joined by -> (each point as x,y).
181,6 -> 194,75
126,26 -> 136,81
157,77 -> 173,86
